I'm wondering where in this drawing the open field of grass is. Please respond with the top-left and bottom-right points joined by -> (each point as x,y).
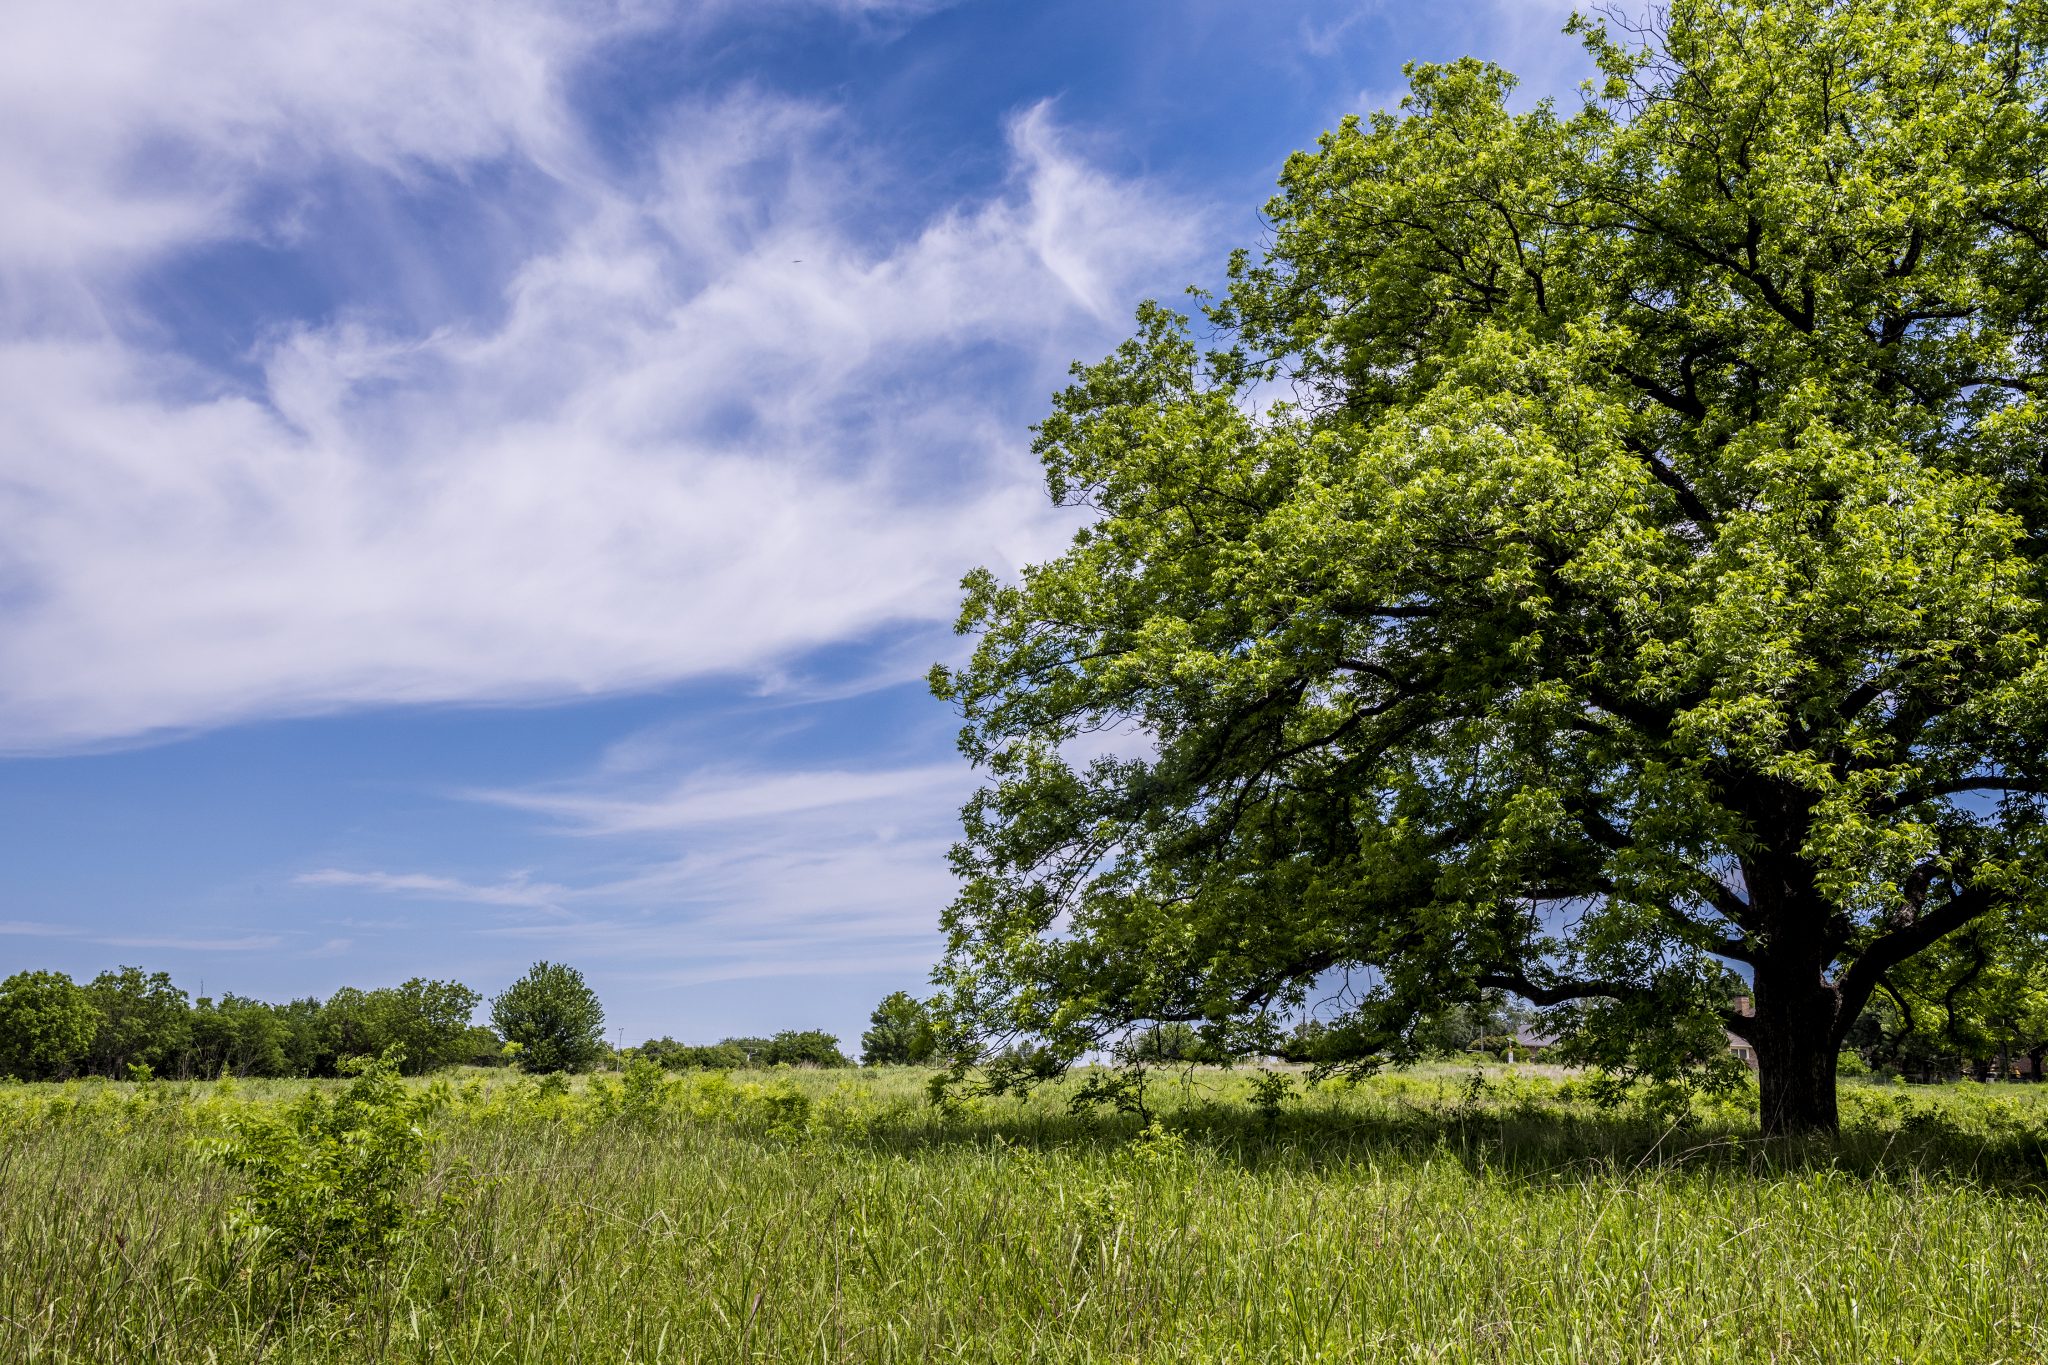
4,1063 -> 2047,1363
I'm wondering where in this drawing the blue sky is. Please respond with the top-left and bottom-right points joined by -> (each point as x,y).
1,0 -> 1591,1048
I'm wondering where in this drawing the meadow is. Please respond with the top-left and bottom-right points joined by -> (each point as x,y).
3,1062 -> 2046,1364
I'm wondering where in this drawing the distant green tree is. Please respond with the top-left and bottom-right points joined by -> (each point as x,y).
189,994 -> 294,1078
364,978 -> 483,1075
1408,991 -> 1527,1057
1121,1021 -> 1230,1064
860,992 -> 938,1066
314,987 -> 384,1073
1865,920 -> 2048,1080
273,997 -> 326,1076
460,1024 -> 508,1067
762,1029 -> 850,1068
84,966 -> 191,1077
721,1036 -> 774,1064
491,962 -> 606,1074
0,970 -> 101,1080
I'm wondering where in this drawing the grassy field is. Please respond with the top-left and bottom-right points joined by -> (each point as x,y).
3,1063 -> 2046,1363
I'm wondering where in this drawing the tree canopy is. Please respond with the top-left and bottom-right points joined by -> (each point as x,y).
931,0 -> 2048,1133
0,971 -> 101,1081
861,992 -> 939,1066
492,962 -> 607,1074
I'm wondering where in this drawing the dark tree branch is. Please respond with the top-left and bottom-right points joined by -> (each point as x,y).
1616,368 -> 1708,420
1874,776 -> 2048,815
1834,884 -> 1997,1035
1477,971 -> 1645,1007
1877,974 -> 1916,1039
1836,676 -> 1889,724
1579,679 -> 1676,739
1620,434 -> 1721,536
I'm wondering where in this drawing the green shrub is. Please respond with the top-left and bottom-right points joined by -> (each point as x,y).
861,992 -> 939,1065
207,1052 -> 465,1294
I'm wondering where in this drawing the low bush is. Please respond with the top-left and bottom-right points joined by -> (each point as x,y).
205,1052 -> 468,1296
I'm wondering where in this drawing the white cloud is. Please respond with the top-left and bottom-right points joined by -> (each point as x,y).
0,9 -> 1209,753
0,0 -> 613,291
0,919 -> 281,951
293,869 -> 573,910
302,751 -> 970,983
473,763 -> 968,834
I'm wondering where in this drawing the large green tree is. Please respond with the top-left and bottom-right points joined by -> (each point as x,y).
491,962 -> 607,1074
932,0 -> 2048,1134
83,966 -> 192,1078
0,970 -> 101,1080
861,991 -> 939,1066
364,978 -> 485,1076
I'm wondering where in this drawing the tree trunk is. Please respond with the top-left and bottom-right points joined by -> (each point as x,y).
1752,1019 -> 1839,1136
1747,941 -> 1842,1137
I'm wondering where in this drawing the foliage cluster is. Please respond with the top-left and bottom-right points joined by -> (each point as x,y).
636,1036 -> 752,1070
861,991 -> 939,1066
206,1053 -> 470,1297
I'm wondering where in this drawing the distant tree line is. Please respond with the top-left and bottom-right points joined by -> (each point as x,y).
632,993 -> 953,1071
635,1029 -> 852,1070
0,960 -> 926,1082
0,966 -> 497,1081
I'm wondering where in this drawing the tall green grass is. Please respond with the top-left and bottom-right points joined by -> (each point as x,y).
3,1065 -> 2045,1362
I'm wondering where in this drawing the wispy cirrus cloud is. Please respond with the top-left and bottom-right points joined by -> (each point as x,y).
471,763 -> 969,835
293,869 -> 573,910
0,0 -> 1209,754
300,747 -> 970,984
0,920 -> 282,952
0,0 -> 618,287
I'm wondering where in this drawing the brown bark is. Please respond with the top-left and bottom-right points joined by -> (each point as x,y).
1739,856 -> 1845,1137
1746,962 -> 1842,1136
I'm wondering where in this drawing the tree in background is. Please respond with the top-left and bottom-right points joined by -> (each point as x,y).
273,997 -> 327,1076
762,1029 -> 851,1068
491,962 -> 606,1074
639,1037 -> 748,1070
188,994 -> 293,1079
0,966 -> 491,1080
931,0 -> 2048,1135
84,966 -> 191,1078
861,992 -> 939,1066
368,978 -> 485,1075
0,970 -> 101,1080
1120,1022 -> 1228,1066
316,986 -> 380,1072
1406,993 -> 1516,1059
1859,922 -> 2048,1080
461,1025 -> 509,1067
